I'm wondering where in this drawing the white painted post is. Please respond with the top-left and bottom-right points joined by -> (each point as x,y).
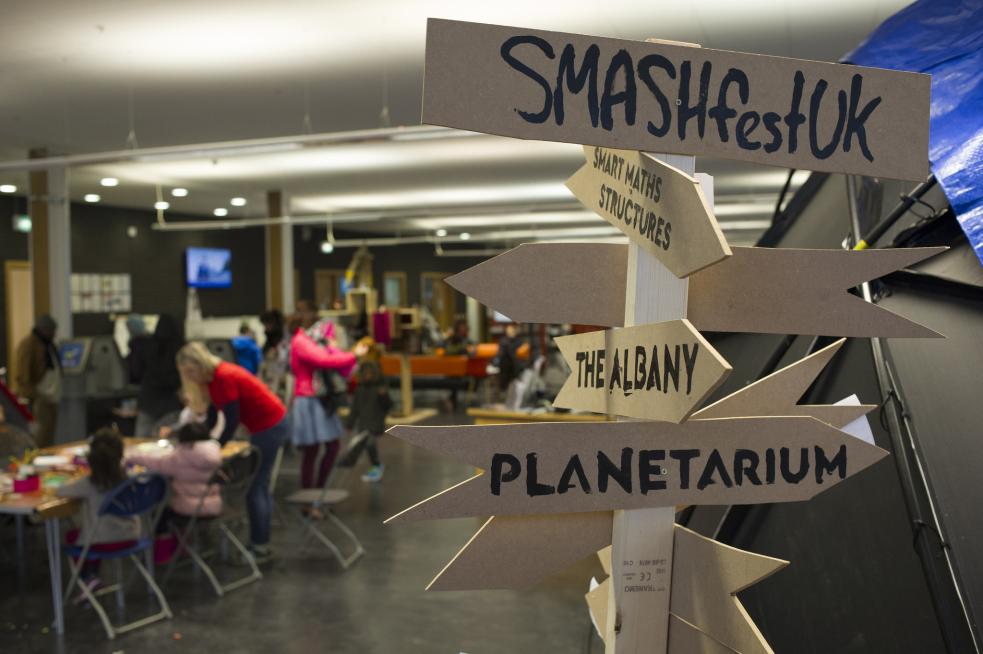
605,153 -> 713,654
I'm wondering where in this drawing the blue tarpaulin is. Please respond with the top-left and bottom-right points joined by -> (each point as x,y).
845,0 -> 983,265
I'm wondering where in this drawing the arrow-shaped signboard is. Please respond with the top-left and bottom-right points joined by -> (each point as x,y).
588,525 -> 789,654
423,19 -> 930,180
566,146 -> 730,277
386,416 -> 887,523
447,244 -> 944,337
553,320 -> 731,422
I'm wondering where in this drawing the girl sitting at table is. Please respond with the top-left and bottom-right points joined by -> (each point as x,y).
56,428 -> 141,599
128,421 -> 222,525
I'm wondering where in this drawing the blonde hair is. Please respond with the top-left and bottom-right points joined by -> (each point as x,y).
176,342 -> 222,414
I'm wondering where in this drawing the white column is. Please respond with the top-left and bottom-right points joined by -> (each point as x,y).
46,166 -> 73,338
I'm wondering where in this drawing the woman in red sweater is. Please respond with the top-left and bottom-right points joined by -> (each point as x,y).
176,342 -> 287,562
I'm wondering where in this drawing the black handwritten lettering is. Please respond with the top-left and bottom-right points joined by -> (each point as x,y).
555,44 -> 600,128
526,453 -> 556,496
639,450 -> 666,494
490,453 -> 521,495
814,445 -> 847,484
500,36 -> 555,124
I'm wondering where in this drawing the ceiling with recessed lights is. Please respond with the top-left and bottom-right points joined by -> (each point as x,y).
0,0 -> 908,246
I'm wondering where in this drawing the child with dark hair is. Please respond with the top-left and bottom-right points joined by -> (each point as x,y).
345,341 -> 392,483
57,428 -> 141,598
129,422 -> 222,519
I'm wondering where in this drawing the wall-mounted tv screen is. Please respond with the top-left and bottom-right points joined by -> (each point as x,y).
186,247 -> 232,288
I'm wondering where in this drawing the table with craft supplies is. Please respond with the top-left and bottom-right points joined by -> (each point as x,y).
0,437 -> 250,635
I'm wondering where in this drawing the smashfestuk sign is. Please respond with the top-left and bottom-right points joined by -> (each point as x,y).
423,19 -> 931,181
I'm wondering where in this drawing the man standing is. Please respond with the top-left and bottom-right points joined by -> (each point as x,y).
14,315 -> 61,447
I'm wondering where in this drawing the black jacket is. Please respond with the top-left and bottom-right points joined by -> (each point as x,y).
346,361 -> 392,435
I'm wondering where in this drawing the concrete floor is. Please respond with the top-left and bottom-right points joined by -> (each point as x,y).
0,411 -> 605,654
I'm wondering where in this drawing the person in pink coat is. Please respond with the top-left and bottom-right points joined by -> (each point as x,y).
289,305 -> 366,493
128,422 -> 223,518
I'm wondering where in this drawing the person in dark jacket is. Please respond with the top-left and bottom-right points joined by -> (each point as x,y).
345,341 -> 391,483
125,314 -> 152,385
134,314 -> 185,437
14,314 -> 60,448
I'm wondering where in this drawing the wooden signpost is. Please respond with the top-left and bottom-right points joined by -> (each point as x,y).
552,319 -> 731,423
426,343 -> 874,592
390,18 -> 938,654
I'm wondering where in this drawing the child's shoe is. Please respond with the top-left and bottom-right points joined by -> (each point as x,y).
361,465 -> 384,483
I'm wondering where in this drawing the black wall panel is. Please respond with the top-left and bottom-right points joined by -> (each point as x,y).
71,204 -> 267,335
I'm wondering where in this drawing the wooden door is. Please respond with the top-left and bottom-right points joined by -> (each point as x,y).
421,272 -> 456,331
313,269 -> 344,309
5,261 -> 33,383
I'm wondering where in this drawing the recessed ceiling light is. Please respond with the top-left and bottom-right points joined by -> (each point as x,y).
154,201 -> 170,210
0,184 -> 16,193
100,177 -> 119,187
214,208 -> 229,217
460,232 -> 471,241
84,194 -> 101,203
171,188 -> 189,197
320,241 -> 334,254
230,197 -> 247,207
436,228 -> 448,237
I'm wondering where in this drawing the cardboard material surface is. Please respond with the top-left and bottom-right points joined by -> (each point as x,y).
423,344 -> 874,592
694,339 -> 876,425
447,244 -> 944,337
588,525 -> 786,653
427,512 -> 611,591
385,416 -> 888,522
423,19 -> 930,180
566,147 -> 730,277
553,319 -> 732,423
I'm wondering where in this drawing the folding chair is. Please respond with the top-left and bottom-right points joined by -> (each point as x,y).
62,473 -> 172,640
285,438 -> 365,569
162,446 -> 262,597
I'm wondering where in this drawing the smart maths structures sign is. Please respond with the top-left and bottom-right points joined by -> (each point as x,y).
392,18 -> 940,654
423,19 -> 931,180
566,146 -> 729,277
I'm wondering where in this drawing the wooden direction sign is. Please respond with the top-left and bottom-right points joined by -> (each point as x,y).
423,350 -> 875,593
423,19 -> 931,180
385,416 -> 887,523
553,319 -> 731,422
447,244 -> 944,338
588,525 -> 789,654
566,146 -> 730,277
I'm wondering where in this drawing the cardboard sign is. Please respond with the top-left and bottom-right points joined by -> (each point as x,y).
588,525 -> 788,654
553,319 -> 731,422
385,416 -> 887,523
423,19 -> 930,180
425,356 -> 874,593
694,338 -> 876,425
566,146 -> 730,277
447,244 -> 944,337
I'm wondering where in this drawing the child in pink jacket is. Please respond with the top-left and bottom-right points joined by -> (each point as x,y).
289,316 -> 365,494
128,422 -> 223,518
